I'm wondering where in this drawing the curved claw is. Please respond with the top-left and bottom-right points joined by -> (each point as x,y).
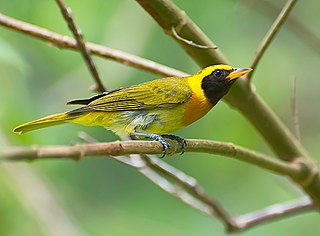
133,131 -> 171,157
154,136 -> 171,158
133,132 -> 186,157
161,134 -> 187,155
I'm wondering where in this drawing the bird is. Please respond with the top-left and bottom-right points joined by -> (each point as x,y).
14,64 -> 252,155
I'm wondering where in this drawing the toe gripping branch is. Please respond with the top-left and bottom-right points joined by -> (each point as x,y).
133,132 -> 187,157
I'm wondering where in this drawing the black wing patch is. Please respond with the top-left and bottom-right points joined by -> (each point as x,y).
66,88 -> 122,105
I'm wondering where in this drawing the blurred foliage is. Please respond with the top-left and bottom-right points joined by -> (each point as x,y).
0,0 -> 320,235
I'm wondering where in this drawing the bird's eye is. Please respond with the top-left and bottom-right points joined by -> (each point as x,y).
213,69 -> 222,78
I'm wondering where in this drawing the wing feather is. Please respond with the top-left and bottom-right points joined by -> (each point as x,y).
68,77 -> 191,114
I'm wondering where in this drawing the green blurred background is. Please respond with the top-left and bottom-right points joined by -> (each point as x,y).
1,0 -> 319,235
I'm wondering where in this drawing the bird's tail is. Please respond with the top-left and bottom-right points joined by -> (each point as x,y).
13,113 -> 74,134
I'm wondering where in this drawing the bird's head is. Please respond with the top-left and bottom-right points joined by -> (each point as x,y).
199,64 -> 252,105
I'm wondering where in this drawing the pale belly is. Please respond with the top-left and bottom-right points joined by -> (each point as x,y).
110,106 -> 187,135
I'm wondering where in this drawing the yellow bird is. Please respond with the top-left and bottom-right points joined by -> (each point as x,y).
14,64 -> 252,155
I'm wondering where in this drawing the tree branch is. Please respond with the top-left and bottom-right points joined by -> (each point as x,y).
109,153 -> 220,220
136,156 -> 216,216
0,13 -> 187,78
1,140 -> 317,232
140,154 -> 236,229
135,0 -> 307,160
245,0 -> 320,56
49,4 -> 230,228
1,1 -> 319,231
81,134 -> 232,223
232,197 -> 316,232
77,132 -> 235,228
55,0 -> 106,93
135,0 -> 320,207
249,0 -> 298,79
0,139 -> 305,180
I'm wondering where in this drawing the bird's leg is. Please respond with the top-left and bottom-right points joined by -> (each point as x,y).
161,134 -> 187,155
133,132 -> 170,157
132,132 -> 187,157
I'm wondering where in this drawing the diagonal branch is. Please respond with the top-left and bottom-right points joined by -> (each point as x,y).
0,13 -> 187,78
249,0 -> 298,79
106,153 -> 219,220
136,157 -> 216,216
233,197 -> 315,232
246,0 -> 320,56
77,132 -> 234,228
140,154 -> 236,229
55,0 -> 106,92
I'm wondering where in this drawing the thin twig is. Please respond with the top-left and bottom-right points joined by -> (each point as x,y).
233,197 -> 315,232
55,0 -> 106,93
249,0 -> 298,79
245,0 -> 320,56
77,131 -> 99,144
291,76 -> 300,140
0,13 -> 187,78
171,26 -> 217,49
135,155 -> 215,216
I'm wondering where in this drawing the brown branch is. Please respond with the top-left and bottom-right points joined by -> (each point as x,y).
55,0 -> 105,93
0,140 -> 305,180
1,140 -> 317,231
233,197 -> 315,232
249,0 -> 298,79
0,13 -> 187,78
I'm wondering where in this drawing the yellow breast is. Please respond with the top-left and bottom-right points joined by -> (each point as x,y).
181,68 -> 214,126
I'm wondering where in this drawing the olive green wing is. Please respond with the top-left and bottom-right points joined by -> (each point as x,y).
68,78 -> 192,113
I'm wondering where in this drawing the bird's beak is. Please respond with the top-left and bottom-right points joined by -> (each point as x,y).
227,68 -> 253,80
